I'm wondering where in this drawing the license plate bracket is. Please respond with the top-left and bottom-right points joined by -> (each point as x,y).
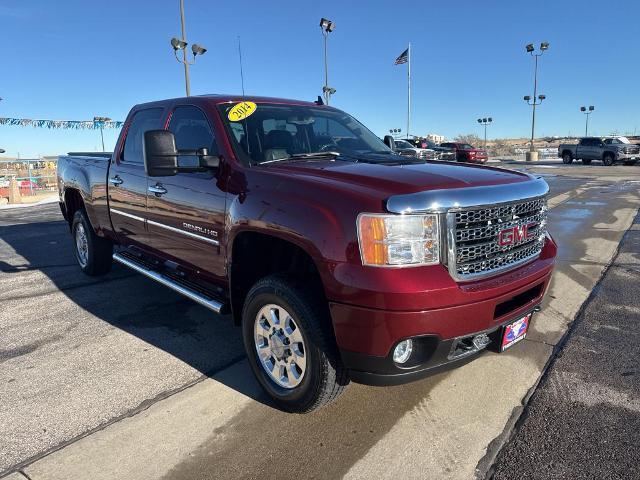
500,313 -> 532,352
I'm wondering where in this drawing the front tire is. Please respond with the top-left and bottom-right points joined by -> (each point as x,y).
562,153 -> 573,164
603,153 -> 615,166
71,209 -> 113,276
242,274 -> 349,413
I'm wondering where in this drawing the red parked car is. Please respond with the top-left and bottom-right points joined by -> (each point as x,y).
441,142 -> 489,163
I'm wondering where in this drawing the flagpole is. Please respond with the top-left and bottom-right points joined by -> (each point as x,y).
407,42 -> 411,139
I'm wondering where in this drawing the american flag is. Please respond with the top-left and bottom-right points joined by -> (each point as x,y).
394,48 -> 409,65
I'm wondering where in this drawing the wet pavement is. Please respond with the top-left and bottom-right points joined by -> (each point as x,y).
1,164 -> 639,479
490,211 -> 640,480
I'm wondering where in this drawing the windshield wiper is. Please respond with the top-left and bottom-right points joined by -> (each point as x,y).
260,151 -> 340,164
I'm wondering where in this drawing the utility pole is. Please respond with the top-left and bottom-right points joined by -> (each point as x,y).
523,42 -> 549,161
477,117 -> 492,149
93,116 -> 111,152
179,0 -> 190,96
580,106 -> 595,136
319,18 -> 336,105
170,0 -> 207,97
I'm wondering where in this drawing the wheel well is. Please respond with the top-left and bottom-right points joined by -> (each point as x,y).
562,150 -> 572,157
229,232 -> 324,325
602,151 -> 615,159
63,189 -> 84,227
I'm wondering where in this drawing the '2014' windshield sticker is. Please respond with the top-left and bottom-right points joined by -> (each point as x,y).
228,101 -> 257,122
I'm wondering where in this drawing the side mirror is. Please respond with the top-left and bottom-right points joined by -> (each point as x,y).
195,148 -> 220,169
383,135 -> 396,150
144,130 -> 178,177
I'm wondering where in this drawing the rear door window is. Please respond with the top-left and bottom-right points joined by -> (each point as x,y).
122,108 -> 164,164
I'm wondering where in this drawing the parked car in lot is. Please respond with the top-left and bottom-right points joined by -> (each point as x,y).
440,142 -> 489,163
422,139 -> 456,161
558,136 -> 640,165
392,138 -> 437,160
58,95 -> 556,412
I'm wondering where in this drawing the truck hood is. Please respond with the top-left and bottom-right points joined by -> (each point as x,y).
264,158 -> 532,198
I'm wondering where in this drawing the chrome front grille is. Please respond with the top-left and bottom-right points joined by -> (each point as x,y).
448,197 -> 548,281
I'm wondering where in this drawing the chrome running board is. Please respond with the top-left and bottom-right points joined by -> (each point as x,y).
113,252 -> 226,314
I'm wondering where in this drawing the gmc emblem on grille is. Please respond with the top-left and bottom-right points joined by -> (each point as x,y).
498,224 -> 534,246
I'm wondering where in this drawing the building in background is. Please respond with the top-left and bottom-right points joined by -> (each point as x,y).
426,133 -> 445,144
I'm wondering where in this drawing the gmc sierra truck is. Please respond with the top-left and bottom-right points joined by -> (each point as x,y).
558,136 -> 640,165
57,95 -> 556,412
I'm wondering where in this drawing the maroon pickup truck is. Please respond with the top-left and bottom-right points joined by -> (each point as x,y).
57,95 -> 556,412
440,142 -> 489,163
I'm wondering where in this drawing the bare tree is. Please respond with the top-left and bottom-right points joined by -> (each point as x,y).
454,134 -> 482,146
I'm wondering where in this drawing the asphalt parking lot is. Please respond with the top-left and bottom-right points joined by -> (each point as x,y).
1,162 -> 639,479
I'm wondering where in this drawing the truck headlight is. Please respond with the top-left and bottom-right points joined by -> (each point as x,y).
357,214 -> 440,267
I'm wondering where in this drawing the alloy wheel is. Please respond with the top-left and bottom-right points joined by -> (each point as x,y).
254,303 -> 307,389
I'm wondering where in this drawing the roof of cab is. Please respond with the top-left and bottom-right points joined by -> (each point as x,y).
132,94 -> 326,111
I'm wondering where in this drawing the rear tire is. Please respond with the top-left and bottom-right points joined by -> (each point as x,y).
242,274 -> 349,413
562,153 -> 573,164
603,153 -> 615,166
581,158 -> 592,165
71,210 -> 113,276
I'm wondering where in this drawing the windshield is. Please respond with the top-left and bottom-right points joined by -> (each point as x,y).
218,102 -> 392,165
604,137 -> 631,145
460,144 -> 474,149
394,140 -> 414,149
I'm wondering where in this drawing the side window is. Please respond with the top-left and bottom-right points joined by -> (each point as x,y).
122,108 -> 164,164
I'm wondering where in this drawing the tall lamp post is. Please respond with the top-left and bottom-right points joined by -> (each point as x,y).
580,105 -> 595,136
319,18 -> 336,105
477,117 -> 492,149
389,128 -> 402,139
93,116 -> 111,152
170,0 -> 207,97
524,42 -> 549,161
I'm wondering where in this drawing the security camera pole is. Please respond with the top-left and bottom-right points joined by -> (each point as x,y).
319,18 -> 336,105
580,105 -> 595,136
523,42 -> 549,161
171,0 -> 207,97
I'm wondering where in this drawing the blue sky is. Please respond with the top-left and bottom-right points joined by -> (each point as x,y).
1,0 -> 639,157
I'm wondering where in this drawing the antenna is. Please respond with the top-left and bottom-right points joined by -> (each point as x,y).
238,36 -> 246,97
237,36 -> 250,157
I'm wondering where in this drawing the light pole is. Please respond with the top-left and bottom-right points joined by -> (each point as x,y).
524,42 -> 549,161
389,128 -> 402,139
93,116 -> 111,152
477,117 -> 492,149
580,105 -> 595,136
319,18 -> 336,105
171,0 -> 207,97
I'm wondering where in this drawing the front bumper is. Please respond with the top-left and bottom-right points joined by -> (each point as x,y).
341,309 -> 537,386
330,255 -> 553,386
616,152 -> 640,162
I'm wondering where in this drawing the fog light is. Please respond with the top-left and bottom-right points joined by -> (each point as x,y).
472,333 -> 491,350
393,339 -> 413,364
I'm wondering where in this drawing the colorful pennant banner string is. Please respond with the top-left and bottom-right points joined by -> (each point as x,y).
0,117 -> 124,130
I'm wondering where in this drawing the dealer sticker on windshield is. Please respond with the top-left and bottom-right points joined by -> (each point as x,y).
501,313 -> 531,352
228,101 -> 257,122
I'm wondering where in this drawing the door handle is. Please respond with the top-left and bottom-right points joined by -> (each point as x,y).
148,184 -> 167,196
109,176 -> 123,186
